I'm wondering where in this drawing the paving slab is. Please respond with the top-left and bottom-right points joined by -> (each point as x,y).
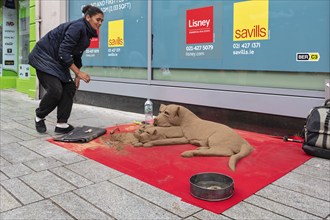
3,129 -> 36,141
51,151 -> 86,164
0,186 -> 21,212
256,184 -> 330,218
292,164 -> 330,182
111,174 -> 201,218
0,143 -> 43,164
23,157 -> 64,172
19,170 -> 76,198
1,178 -> 43,204
193,210 -> 231,220
19,138 -> 69,157
0,117 -> 12,123
13,123 -> 44,137
0,200 -> 74,220
0,163 -> 34,178
0,157 -> 11,167
0,171 -> 9,181
184,216 -> 200,220
245,194 -> 322,220
50,167 -> 93,188
51,192 -> 114,219
222,201 -> 289,220
13,119 -> 36,130
0,131 -> 22,145
1,121 -> 26,131
75,181 -> 181,219
65,160 -> 123,182
272,172 -> 330,201
304,158 -> 330,170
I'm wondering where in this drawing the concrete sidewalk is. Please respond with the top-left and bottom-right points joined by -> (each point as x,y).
0,89 -> 329,220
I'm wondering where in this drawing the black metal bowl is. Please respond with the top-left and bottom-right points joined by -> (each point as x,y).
190,172 -> 234,201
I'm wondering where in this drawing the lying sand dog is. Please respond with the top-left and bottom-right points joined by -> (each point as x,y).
133,125 -> 189,147
154,104 -> 254,171
101,124 -> 188,149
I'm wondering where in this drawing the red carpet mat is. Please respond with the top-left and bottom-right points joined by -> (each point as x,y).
49,124 -> 311,214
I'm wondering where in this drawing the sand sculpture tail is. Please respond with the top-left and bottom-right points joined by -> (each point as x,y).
228,143 -> 254,171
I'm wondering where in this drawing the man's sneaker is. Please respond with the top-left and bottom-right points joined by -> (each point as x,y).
35,119 -> 47,133
55,124 -> 74,134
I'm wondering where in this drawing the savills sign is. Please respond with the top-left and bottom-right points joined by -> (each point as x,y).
233,0 -> 269,41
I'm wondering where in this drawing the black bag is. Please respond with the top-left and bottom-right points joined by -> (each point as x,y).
54,126 -> 107,143
302,99 -> 330,159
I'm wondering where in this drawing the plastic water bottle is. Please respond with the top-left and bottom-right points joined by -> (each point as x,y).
144,99 -> 153,124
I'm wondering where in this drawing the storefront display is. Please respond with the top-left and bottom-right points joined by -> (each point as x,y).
69,0 -> 148,68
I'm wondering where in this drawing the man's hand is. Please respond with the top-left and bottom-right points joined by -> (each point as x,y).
75,77 -> 81,89
70,64 -> 91,83
77,71 -> 91,83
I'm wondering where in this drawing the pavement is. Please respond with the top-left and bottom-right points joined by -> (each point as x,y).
0,89 -> 329,220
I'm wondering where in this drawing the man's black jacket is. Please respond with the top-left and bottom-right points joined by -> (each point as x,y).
28,18 -> 97,82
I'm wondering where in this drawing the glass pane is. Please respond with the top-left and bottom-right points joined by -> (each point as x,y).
19,0 -> 29,64
0,6 -> 2,65
69,0 -> 148,80
152,0 -> 329,90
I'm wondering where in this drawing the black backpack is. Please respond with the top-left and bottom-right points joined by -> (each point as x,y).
302,99 -> 330,159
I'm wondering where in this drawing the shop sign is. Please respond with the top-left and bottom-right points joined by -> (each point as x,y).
89,29 -> 100,48
296,53 -> 320,62
186,6 -> 214,44
19,64 -> 30,78
70,0 -> 147,67
2,8 -> 17,73
233,0 -> 269,41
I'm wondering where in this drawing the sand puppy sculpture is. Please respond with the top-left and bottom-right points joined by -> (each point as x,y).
133,125 -> 189,147
153,104 -> 254,171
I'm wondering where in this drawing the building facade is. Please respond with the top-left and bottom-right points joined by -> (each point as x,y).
1,0 -> 329,135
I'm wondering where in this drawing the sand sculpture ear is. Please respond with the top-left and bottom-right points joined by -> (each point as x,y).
159,104 -> 166,112
148,127 -> 157,135
175,106 -> 180,117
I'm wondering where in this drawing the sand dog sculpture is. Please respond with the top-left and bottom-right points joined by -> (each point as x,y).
133,125 -> 189,147
153,104 -> 254,171
101,104 -> 253,171
101,124 -> 188,149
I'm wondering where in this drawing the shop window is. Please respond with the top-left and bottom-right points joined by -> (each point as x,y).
152,0 -> 329,91
67,0 -> 329,91
2,2 -> 18,76
69,1 -> 148,80
18,0 -> 30,78
0,6 -> 2,67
